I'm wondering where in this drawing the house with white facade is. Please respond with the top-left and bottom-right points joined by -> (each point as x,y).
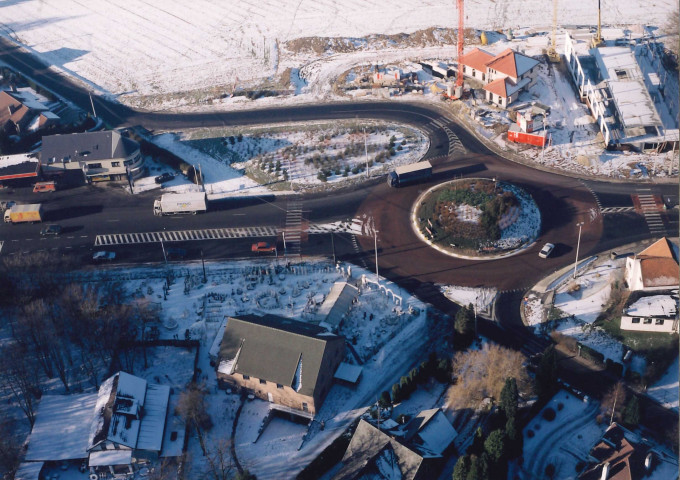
624,237 -> 679,291
41,130 -> 144,182
459,47 -> 540,107
621,290 -> 678,333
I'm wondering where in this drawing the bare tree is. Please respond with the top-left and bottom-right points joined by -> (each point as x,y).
0,342 -> 42,427
15,299 -> 55,378
447,343 -> 530,410
176,383 -> 213,456
202,439 -> 237,480
0,418 -> 21,480
601,381 -> 627,425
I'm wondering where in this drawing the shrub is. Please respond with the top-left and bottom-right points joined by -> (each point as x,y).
542,407 -> 556,421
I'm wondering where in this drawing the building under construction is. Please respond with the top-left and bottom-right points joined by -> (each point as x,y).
564,29 -> 679,153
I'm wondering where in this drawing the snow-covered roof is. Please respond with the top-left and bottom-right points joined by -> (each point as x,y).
88,449 -> 133,466
88,372 -> 168,452
333,362 -> 363,383
136,383 -> 171,451
626,294 -> 678,318
594,46 -> 662,130
317,282 -> 359,329
405,409 -> 458,456
14,462 -> 44,480
160,394 -> 186,458
25,394 -> 98,461
209,317 -> 229,360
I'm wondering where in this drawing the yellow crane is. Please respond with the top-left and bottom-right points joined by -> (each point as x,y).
547,0 -> 560,62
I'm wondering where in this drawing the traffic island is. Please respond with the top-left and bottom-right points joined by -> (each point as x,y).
412,178 -> 540,260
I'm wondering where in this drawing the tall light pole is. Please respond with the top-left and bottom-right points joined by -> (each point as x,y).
573,222 -> 584,279
161,228 -> 167,264
363,127 -> 369,177
88,92 -> 97,118
374,229 -> 379,284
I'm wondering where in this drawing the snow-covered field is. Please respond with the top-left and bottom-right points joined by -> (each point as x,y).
2,1 -> 674,102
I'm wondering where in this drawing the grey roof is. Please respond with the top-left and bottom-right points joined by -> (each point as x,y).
317,282 -> 359,329
41,130 -> 139,164
219,314 -> 344,397
333,419 -> 423,480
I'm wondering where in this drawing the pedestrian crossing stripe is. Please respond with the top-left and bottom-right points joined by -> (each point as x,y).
94,226 -> 279,246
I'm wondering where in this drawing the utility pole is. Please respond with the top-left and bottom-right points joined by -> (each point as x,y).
88,92 -> 97,118
331,232 -> 336,265
282,231 -> 287,256
374,229 -> 379,284
573,222 -> 584,279
364,127 -> 369,177
200,249 -> 207,283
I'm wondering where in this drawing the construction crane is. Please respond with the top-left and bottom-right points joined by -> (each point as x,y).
454,0 -> 465,98
591,0 -> 604,47
547,0 -> 560,62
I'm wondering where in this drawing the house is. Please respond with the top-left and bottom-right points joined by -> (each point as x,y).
332,419 -> 444,480
316,281 -> 359,331
22,372 -> 180,479
0,89 -> 59,136
402,408 -> 458,457
40,130 -> 144,181
216,314 -> 345,416
458,47 -> 540,107
620,290 -> 678,333
625,237 -> 679,291
578,423 -> 654,480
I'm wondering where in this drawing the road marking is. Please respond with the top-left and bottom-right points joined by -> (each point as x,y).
106,219 -> 120,222
0,241 -> 3,253
94,225 -> 280,246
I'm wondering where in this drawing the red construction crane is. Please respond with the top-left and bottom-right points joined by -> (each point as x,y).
455,0 -> 465,96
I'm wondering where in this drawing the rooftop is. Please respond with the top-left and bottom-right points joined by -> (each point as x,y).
41,130 -> 139,164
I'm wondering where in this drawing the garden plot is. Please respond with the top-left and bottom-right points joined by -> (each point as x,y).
521,390 -> 605,480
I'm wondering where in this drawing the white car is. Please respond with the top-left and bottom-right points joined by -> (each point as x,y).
538,243 -> 555,258
93,251 -> 116,262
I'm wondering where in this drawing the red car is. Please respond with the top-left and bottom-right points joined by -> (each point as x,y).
251,241 -> 276,253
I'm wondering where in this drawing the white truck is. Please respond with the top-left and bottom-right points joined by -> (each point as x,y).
153,192 -> 207,216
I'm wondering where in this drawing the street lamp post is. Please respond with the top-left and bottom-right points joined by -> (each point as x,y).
573,222 -> 584,279
363,127 -> 369,178
374,230 -> 379,284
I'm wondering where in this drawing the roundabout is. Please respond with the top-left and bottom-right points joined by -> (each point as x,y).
412,178 -> 540,260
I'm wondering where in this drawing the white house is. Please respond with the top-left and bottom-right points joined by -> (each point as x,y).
403,408 -> 458,457
620,291 -> 678,333
459,47 -> 540,107
625,237 -> 679,291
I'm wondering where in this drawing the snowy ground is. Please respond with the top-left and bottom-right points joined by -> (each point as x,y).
439,285 -> 497,313
519,389 -> 679,480
647,356 -> 680,411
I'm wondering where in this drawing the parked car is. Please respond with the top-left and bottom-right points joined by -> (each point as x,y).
251,241 -> 276,253
92,251 -> 116,262
166,247 -> 187,260
40,224 -> 62,236
538,243 -> 555,258
155,172 -> 174,184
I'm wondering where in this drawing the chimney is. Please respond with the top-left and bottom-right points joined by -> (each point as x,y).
600,462 -> 610,480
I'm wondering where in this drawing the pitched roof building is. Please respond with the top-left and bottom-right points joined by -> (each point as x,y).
0,89 -> 59,135
217,314 -> 345,415
333,420 -> 428,480
41,130 -> 144,181
403,408 -> 458,457
459,47 -> 540,107
625,237 -> 679,291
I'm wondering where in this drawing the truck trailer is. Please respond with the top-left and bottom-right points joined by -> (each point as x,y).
4,203 -> 44,223
153,192 -> 207,216
387,160 -> 433,187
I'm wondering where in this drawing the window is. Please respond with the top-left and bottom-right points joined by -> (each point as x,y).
655,319 -> 664,325
643,318 -> 652,324
111,161 -> 120,167
242,374 -> 250,380
631,317 -> 640,324
482,73 -> 485,82
302,402 -> 309,412
276,384 -> 283,389
259,379 -> 266,385
124,159 -> 133,166
88,163 -> 102,169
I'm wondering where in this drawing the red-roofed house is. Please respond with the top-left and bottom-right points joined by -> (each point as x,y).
459,47 -> 540,107
625,237 -> 679,292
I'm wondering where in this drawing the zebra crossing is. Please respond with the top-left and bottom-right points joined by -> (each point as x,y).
636,192 -> 666,234
425,118 -> 466,156
282,201 -> 303,256
0,241 -> 3,254
94,226 -> 278,246
600,206 -> 636,214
